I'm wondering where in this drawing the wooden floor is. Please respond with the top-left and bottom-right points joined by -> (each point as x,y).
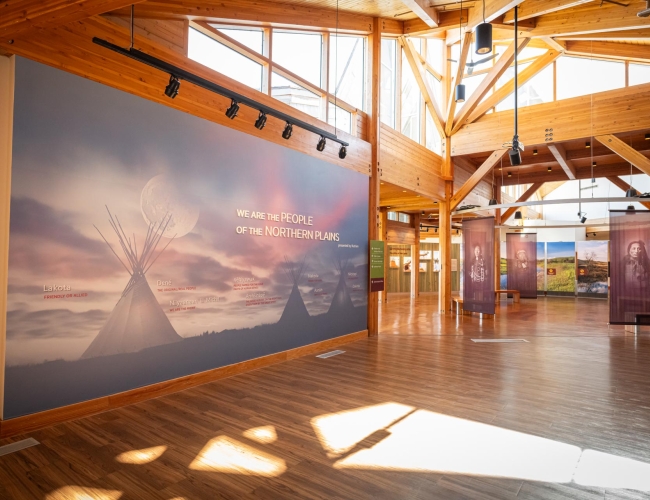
2,297 -> 650,499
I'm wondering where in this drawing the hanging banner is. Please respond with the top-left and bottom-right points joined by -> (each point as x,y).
462,217 -> 495,315
610,209 -> 650,325
506,233 -> 537,299
370,240 -> 385,292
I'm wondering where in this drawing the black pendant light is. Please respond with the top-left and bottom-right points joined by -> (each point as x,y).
626,161 -> 637,197
509,5 -> 522,166
475,0 -> 492,55
514,211 -> 523,220
455,0 -> 465,103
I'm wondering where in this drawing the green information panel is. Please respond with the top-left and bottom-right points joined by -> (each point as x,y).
370,240 -> 385,292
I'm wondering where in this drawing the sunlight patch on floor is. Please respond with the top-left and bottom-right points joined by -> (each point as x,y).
312,403 -> 650,492
243,425 -> 278,444
189,435 -> 286,476
115,445 -> 167,464
45,486 -> 123,500
311,402 -> 414,458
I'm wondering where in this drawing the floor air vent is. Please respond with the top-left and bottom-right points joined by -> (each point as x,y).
0,438 -> 40,457
316,350 -> 345,358
471,339 -> 528,343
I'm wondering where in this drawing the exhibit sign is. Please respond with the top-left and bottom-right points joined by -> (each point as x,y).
506,233 -> 537,299
610,210 -> 650,325
370,240 -> 385,292
4,57 -> 369,418
462,217 -> 495,315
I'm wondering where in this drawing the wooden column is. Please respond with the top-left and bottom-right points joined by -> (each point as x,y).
439,136 -> 453,313
367,18 -> 381,337
411,213 -> 421,300
0,55 -> 15,420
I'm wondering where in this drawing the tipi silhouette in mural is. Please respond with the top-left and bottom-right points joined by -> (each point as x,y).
278,255 -> 311,325
81,207 -> 182,359
328,258 -> 356,315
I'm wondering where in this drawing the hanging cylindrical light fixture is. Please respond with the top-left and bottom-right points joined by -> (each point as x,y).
475,1 -> 492,55
514,211 -> 522,220
455,84 -> 466,103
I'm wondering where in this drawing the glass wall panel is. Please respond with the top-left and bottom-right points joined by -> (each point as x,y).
496,63 -> 553,111
381,38 -> 397,128
330,35 -> 365,110
402,48 -> 421,141
328,103 -> 352,133
426,38 -> 444,75
630,63 -> 650,86
556,56 -> 625,100
271,72 -> 321,119
273,31 -> 322,87
188,29 -> 263,91
214,27 -> 264,53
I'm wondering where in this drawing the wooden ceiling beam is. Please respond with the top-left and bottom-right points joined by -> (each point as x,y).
528,2 -> 650,38
595,134 -> 650,176
558,28 -> 650,40
0,0 -> 143,39
400,0 -> 439,28
399,36 -> 446,137
501,162 -> 643,186
451,82 -> 650,156
107,0 -> 402,35
548,143 -> 577,180
404,9 -> 467,36
503,0 -> 593,23
450,149 -> 507,210
466,0 -> 525,32
566,41 -> 650,64
607,176 -> 650,209
445,31 -> 472,137
451,36 -> 529,135
462,48 -> 559,127
502,182 -> 544,221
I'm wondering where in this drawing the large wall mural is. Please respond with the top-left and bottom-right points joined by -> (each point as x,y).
4,57 -> 368,418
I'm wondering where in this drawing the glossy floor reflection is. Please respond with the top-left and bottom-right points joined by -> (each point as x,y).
1,297 -> 649,499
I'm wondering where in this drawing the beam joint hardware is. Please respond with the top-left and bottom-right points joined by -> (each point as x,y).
92,37 -> 350,155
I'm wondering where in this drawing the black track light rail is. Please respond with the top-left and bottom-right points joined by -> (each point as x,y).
92,37 -> 349,148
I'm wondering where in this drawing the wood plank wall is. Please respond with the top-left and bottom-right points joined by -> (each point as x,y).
0,55 -> 14,420
380,123 -> 445,200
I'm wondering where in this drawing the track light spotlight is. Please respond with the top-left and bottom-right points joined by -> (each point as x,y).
475,22 -> 492,55
225,99 -> 240,119
316,136 -> 327,152
339,146 -> 347,159
533,149 -> 538,155
509,148 -> 522,166
585,141 -> 591,148
626,187 -> 638,197
455,84 -> 466,103
514,211 -> 522,220
578,212 -> 587,224
254,111 -> 267,130
164,75 -> 180,98
282,122 -> 293,140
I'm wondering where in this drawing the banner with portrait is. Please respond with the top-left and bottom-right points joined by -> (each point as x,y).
610,209 -> 650,325
462,217 -> 495,315
506,233 -> 537,299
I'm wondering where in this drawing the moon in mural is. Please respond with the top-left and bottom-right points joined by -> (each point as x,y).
141,174 -> 200,238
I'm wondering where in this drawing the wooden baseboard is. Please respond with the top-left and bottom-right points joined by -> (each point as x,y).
0,330 -> 368,438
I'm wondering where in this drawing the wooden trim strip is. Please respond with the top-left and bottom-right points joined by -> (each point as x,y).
0,329 -> 368,438
0,55 -> 15,421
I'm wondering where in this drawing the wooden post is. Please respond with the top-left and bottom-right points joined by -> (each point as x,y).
412,213 -> 421,299
368,18 -> 381,337
0,55 -> 15,420
439,136 -> 453,313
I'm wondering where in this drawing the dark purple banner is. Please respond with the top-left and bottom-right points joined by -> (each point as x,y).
463,217 -> 495,315
610,209 -> 650,325
506,233 -> 537,299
